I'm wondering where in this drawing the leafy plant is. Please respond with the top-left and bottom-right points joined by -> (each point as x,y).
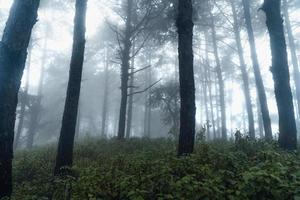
10,138 -> 300,200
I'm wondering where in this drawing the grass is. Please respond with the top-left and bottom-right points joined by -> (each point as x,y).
10,137 -> 300,200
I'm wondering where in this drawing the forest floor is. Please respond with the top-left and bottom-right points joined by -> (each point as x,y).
12,137 -> 300,200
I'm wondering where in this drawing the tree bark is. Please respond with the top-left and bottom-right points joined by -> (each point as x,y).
230,0 -> 255,139
54,0 -> 87,175
125,47 -> 135,139
14,43 -> 32,149
242,0 -> 273,140
262,0 -> 297,150
177,0 -> 196,156
101,46 -> 109,138
0,0 -> 40,197
282,0 -> 300,119
210,12 -> 227,140
117,0 -> 133,139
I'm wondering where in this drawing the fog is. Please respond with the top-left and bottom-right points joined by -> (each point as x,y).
1,0 -> 300,147
2,0 -> 300,199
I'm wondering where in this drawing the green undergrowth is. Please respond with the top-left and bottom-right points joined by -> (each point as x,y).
11,137 -> 300,200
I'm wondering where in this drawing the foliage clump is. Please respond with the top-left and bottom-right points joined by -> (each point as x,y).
11,138 -> 300,200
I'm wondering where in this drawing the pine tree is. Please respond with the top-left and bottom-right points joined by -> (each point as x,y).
0,0 -> 40,197
262,0 -> 297,150
177,0 -> 196,156
54,0 -> 88,175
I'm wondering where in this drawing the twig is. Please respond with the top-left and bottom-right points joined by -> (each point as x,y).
127,79 -> 161,96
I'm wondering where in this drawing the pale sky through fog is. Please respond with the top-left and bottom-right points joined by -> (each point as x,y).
0,0 -> 109,88
1,0 -> 300,135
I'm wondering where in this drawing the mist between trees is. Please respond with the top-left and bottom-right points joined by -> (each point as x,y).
0,0 -> 300,199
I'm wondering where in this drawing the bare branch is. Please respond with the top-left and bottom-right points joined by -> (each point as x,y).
128,65 -> 151,77
127,79 -> 162,96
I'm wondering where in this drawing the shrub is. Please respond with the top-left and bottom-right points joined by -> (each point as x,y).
10,137 -> 300,200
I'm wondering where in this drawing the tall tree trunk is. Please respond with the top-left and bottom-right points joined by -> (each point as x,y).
282,0 -> 300,119
242,0 -> 273,140
207,65 -> 216,139
125,47 -> 135,139
117,0 -> 133,139
114,106 -> 119,136
14,43 -> 32,149
201,64 -> 210,140
242,104 -> 246,132
230,0 -> 255,138
210,12 -> 227,140
203,33 -> 213,140
214,72 -> 221,138
54,0 -> 87,175
146,56 -> 152,137
204,32 -> 216,139
101,46 -> 109,137
177,0 -> 196,156
143,59 -> 151,137
262,0 -> 297,150
198,72 -> 203,124
144,93 -> 148,136
26,31 -> 48,149
0,0 -> 40,197
26,97 -> 41,149
257,97 -> 264,138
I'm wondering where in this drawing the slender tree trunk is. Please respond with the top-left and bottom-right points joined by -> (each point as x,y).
257,97 -> 264,138
14,44 -> 32,149
26,98 -> 41,149
0,0 -> 40,197
214,73 -> 221,138
147,103 -> 152,137
242,104 -> 246,132
242,0 -> 273,140
54,0 -> 87,175
146,56 -> 152,137
114,106 -> 119,136
201,64 -> 210,140
26,32 -> 48,149
125,46 -> 135,139
262,0 -> 297,150
282,0 -> 300,119
210,13 -> 227,140
198,72 -> 203,125
204,32 -> 216,139
144,93 -> 148,136
177,0 -> 196,156
229,76 -> 234,136
118,0 -> 133,139
143,58 -> 152,137
229,95 -> 233,138
207,65 -> 216,139
230,0 -> 255,139
101,46 -> 109,137
125,75 -> 134,138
